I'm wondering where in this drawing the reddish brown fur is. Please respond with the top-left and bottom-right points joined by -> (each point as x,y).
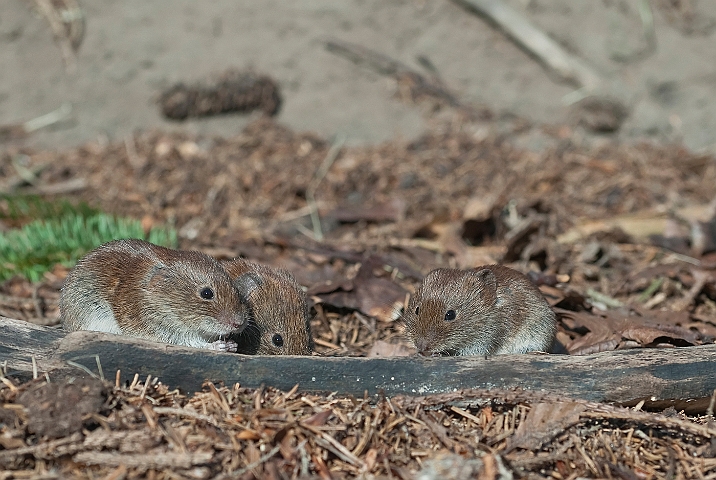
403,265 -> 556,356
222,258 -> 313,355
60,239 -> 249,350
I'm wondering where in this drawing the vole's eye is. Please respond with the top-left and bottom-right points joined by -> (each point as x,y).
445,310 -> 456,321
272,333 -> 284,347
200,287 -> 215,300
415,307 -> 420,315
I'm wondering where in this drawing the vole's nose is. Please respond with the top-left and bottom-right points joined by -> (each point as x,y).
415,337 -> 435,356
414,332 -> 438,354
217,311 -> 246,331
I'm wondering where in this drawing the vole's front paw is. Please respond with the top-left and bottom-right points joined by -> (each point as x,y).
208,340 -> 238,352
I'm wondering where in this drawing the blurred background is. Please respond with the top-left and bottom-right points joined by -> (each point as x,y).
2,0 -> 716,150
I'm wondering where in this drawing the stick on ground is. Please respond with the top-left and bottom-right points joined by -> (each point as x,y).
2,317 -> 716,412
451,0 -> 604,90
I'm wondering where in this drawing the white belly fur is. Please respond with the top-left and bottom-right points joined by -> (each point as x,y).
77,303 -> 123,335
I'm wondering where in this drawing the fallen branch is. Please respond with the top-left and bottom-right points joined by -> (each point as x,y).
0,432 -> 82,460
33,0 -> 85,73
72,451 -> 214,469
451,0 -> 603,90
19,177 -> 88,196
324,38 -> 492,119
324,38 -> 413,77
0,164 -> 46,192
2,317 -> 715,412
0,103 -> 72,142
451,0 -> 635,131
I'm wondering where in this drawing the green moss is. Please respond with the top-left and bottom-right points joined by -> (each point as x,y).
0,199 -> 177,282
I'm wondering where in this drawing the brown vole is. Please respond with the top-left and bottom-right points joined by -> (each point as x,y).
60,239 -> 249,351
403,265 -> 556,356
222,258 -> 313,355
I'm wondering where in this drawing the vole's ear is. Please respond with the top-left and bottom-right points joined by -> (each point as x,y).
473,268 -> 497,289
146,263 -> 167,287
234,272 -> 263,300
221,258 -> 251,277
465,268 -> 498,305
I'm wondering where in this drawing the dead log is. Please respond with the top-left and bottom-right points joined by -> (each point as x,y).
2,317 -> 715,411
0,317 -> 65,373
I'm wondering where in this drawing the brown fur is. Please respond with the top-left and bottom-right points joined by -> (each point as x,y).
222,258 -> 313,355
403,265 -> 556,356
60,239 -> 249,351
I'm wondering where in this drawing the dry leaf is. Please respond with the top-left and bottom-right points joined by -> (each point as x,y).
302,410 -> 332,427
309,257 -> 407,322
506,402 -> 586,451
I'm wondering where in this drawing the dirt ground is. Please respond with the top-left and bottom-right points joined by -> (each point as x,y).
2,0 -> 716,151
2,1 -> 716,479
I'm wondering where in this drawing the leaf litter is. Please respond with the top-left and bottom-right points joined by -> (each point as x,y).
2,115 -> 716,477
2,374 -> 716,479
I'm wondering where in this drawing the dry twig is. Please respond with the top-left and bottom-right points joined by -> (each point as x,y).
450,0 -> 602,90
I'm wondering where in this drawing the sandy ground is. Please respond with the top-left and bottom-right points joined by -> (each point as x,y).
1,0 -> 716,151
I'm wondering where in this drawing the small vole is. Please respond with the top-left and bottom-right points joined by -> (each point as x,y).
60,239 -> 249,351
222,258 -> 313,355
403,265 -> 556,356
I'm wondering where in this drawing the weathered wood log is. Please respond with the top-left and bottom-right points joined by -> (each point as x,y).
0,317 -> 65,373
2,317 -> 715,411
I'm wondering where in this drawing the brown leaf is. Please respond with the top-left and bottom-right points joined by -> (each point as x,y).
506,402 -> 586,451
503,215 -> 545,262
558,309 -> 622,354
310,256 -> 407,322
687,315 -> 716,339
539,285 -> 564,306
237,430 -> 261,440
621,325 -> 698,347
569,339 -> 619,356
302,409 -> 332,427
355,276 -> 406,322
305,279 -> 354,297
564,301 -> 713,353
558,204 -> 714,244
626,308 -> 714,347
553,289 -> 589,310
